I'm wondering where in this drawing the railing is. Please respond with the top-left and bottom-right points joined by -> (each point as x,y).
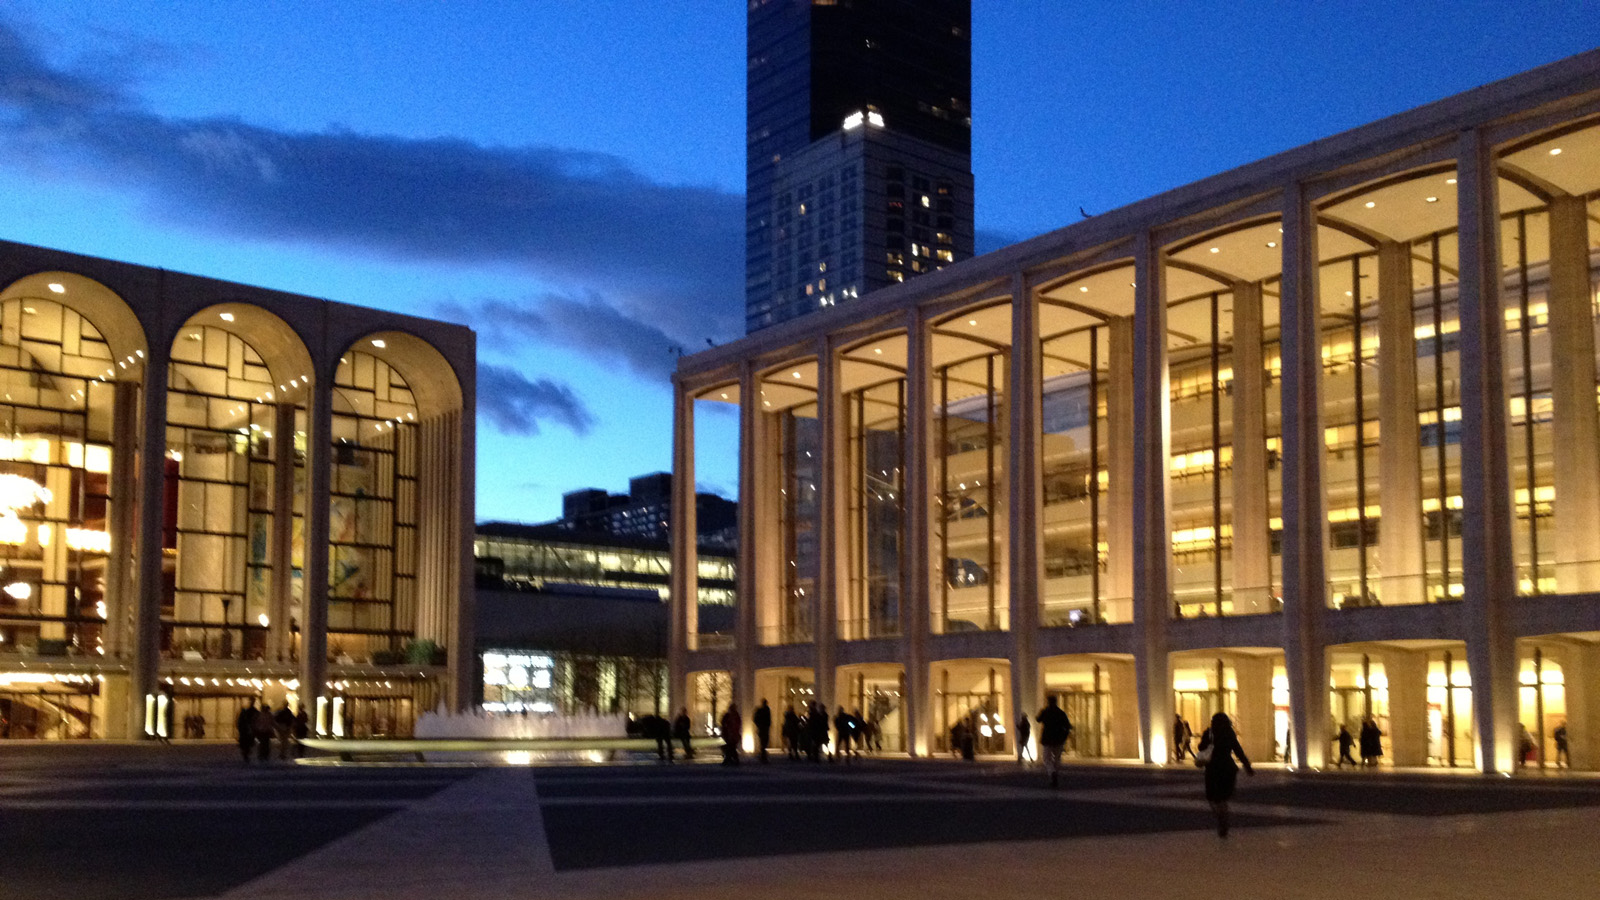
757,624 -> 812,646
837,618 -> 901,641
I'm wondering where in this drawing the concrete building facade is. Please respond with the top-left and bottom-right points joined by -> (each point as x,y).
673,51 -> 1600,772
0,240 -> 475,740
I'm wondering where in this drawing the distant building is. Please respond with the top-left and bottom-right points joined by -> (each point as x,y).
557,472 -> 736,550
746,0 -> 973,331
473,523 -> 734,717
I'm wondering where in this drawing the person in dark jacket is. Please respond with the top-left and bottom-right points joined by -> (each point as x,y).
753,699 -> 773,763
1035,696 -> 1073,787
672,708 -> 694,759
1336,724 -> 1357,767
719,703 -> 742,766
1015,713 -> 1032,764
274,703 -> 296,760
293,706 -> 310,758
253,702 -> 277,763
807,703 -> 830,763
1359,717 -> 1383,767
1198,712 -> 1253,838
235,699 -> 258,764
782,705 -> 801,760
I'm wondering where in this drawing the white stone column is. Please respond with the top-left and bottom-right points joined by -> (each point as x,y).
902,307 -> 933,756
814,336 -> 841,716
1106,657 -> 1140,759
1106,317 -> 1136,616
104,380 -> 140,662
668,377 -> 697,714
1280,184 -> 1330,769
300,366 -> 333,735
1546,195 -> 1600,592
1455,129 -> 1518,773
1384,648 -> 1430,767
1378,241 -> 1426,606
131,344 -> 170,738
1234,656 -> 1275,763
735,364 -> 760,733
1007,273 -> 1042,737
269,402 -> 296,663
1132,231 -> 1173,763
1230,281 -> 1271,609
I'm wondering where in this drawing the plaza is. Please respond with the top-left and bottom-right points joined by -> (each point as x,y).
2,745 -> 1597,900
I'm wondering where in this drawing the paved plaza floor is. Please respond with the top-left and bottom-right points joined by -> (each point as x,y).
3,743 -> 1597,899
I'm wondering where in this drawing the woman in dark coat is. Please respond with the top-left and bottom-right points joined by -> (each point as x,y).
1198,712 -> 1253,838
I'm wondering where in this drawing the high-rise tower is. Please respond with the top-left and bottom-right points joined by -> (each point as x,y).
746,0 -> 973,333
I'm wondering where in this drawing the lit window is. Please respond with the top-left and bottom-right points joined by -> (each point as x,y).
921,195 -> 930,208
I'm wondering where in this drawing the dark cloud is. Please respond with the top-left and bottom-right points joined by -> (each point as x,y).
475,363 -> 594,437
0,18 -> 746,353
446,291 -> 687,383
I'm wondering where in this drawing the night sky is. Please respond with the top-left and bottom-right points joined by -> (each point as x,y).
0,2 -> 1594,522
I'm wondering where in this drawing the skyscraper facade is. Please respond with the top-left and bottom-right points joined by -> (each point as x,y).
746,0 -> 973,332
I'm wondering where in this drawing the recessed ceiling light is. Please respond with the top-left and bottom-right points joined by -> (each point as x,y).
371,339 -> 386,348
968,318 -> 977,326
1209,247 -> 1220,253
1079,285 -> 1089,293
219,312 -> 235,322
1549,147 -> 1563,156
874,347 -> 883,354
1426,196 -> 1439,203
792,371 -> 802,378
1266,241 -> 1277,248
1446,177 -> 1457,185
1365,201 -> 1376,209
46,283 -> 64,294
720,392 -> 728,399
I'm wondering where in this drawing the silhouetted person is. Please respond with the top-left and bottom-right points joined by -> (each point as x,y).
754,699 -> 773,763
293,706 -> 309,758
1036,696 -> 1073,787
1198,712 -> 1253,838
807,703 -> 830,762
1336,724 -> 1357,767
782,705 -> 801,760
1359,717 -> 1383,767
1518,723 -> 1536,767
673,708 -> 694,759
1173,714 -> 1192,762
833,707 -> 853,763
253,701 -> 277,762
1015,713 -> 1032,764
235,699 -> 258,763
720,703 -> 742,766
274,703 -> 296,760
1554,721 -> 1570,768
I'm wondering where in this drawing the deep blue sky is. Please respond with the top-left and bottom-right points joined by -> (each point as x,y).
0,3 -> 1594,522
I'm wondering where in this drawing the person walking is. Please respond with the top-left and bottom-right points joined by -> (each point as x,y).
253,701 -> 277,763
293,705 -> 309,758
1035,696 -> 1073,788
833,707 -> 853,763
235,699 -> 258,764
274,703 -> 296,760
1197,712 -> 1253,838
673,707 -> 694,760
1518,723 -> 1537,767
782,705 -> 801,760
719,703 -> 742,766
1359,716 -> 1383,767
1015,713 -> 1032,764
1554,721 -> 1570,768
807,703 -> 830,763
1173,714 -> 1192,762
753,699 -> 773,763
1336,724 -> 1357,767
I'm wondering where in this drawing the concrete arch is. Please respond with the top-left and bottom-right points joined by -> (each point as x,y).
0,271 -> 148,364
336,330 -> 464,420
172,303 -> 316,406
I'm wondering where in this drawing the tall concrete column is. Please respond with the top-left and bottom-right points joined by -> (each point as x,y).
1234,656 -> 1275,763
104,380 -> 140,663
1105,657 -> 1140,759
902,307 -> 933,756
300,366 -> 333,735
1106,317 -> 1136,616
1377,241 -> 1426,606
1007,273 -> 1043,736
668,378 -> 697,714
1456,130 -> 1518,773
1280,184 -> 1330,769
814,336 -> 841,717
131,345 -> 170,738
269,402 -> 296,663
734,364 -> 761,734
1547,195 -> 1600,592
1554,641 -> 1600,771
1230,281 -> 1271,609
1384,649 -> 1430,767
1132,232 -> 1174,763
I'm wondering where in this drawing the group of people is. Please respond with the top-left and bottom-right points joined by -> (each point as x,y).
775,701 -> 877,763
233,699 -> 308,763
635,709 -> 696,762
1335,717 -> 1385,767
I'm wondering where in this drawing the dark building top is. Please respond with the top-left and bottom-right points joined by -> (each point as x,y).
747,0 -> 973,333
553,472 -> 737,549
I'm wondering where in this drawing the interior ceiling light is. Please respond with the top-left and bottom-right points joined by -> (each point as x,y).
968,318 -> 977,326
1365,201 -> 1376,208
719,392 -> 728,399
371,339 -> 386,348
1446,177 -> 1457,184
792,371 -> 802,378
1426,196 -> 1439,203
1209,247 -> 1220,253
219,312 -> 235,322
874,347 -> 883,354
1550,147 -> 1563,155
1267,241 -> 1277,248
1079,285 -> 1089,293
46,283 -> 64,294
